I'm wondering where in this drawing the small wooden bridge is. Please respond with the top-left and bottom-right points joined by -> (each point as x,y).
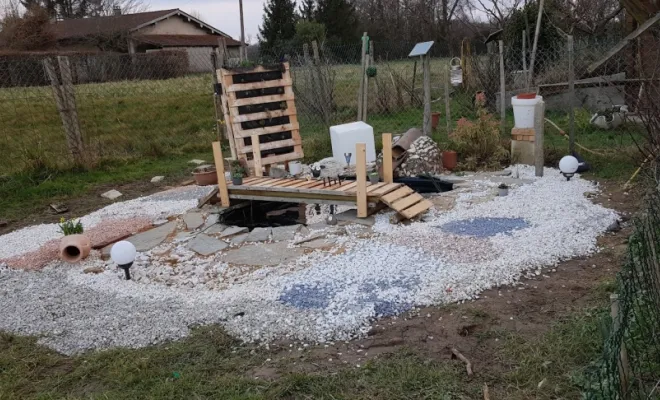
211,135 -> 433,221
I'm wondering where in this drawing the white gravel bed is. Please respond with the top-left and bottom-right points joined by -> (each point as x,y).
0,186 -> 212,259
0,166 -> 619,355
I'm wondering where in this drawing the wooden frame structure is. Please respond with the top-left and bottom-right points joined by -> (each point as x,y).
217,62 -> 303,174
212,133 -> 433,221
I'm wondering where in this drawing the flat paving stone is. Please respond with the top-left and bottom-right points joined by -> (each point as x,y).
230,233 -> 249,245
101,189 -> 122,200
218,226 -> 248,238
223,242 -> 304,266
271,224 -> 303,241
300,238 -> 337,250
204,223 -> 228,234
183,212 -> 205,230
246,227 -> 271,242
335,209 -> 375,226
201,214 -> 219,231
188,234 -> 228,256
103,221 -> 177,254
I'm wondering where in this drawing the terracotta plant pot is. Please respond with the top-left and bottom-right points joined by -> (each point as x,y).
59,234 -> 91,263
193,170 -> 218,186
442,150 -> 458,170
431,112 -> 441,130
516,92 -> 537,100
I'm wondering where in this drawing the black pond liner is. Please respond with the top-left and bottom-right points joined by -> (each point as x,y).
219,201 -> 304,230
339,174 -> 454,193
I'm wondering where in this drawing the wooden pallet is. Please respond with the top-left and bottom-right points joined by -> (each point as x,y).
217,62 -> 303,172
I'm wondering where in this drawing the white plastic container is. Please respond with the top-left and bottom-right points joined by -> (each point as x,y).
511,94 -> 543,128
288,161 -> 302,175
329,121 -> 376,165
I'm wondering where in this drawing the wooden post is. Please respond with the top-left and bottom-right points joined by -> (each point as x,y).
610,294 -> 631,399
499,40 -> 506,136
251,133 -> 263,177
567,35 -> 575,154
534,101 -> 545,177
444,62 -> 451,134
411,60 -> 417,104
528,0 -> 545,84
211,52 -> 224,143
362,40 -> 372,122
217,37 -> 228,66
212,141 -> 230,207
382,133 -> 393,183
44,57 -> 85,164
239,0 -> 246,61
313,40 -> 330,125
357,32 -> 367,120
356,143 -> 367,218
522,31 -> 529,90
422,54 -> 431,136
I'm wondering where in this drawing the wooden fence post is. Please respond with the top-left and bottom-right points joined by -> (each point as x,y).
610,294 -> 632,399
444,62 -> 452,134
534,101 -> 545,177
357,32 -> 367,121
356,143 -> 368,218
44,56 -> 85,164
362,40 -> 372,122
251,133 -> 263,177
422,54 -> 431,136
212,141 -> 231,207
499,40 -> 506,136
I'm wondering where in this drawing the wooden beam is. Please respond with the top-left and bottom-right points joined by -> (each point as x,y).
220,62 -> 290,76
251,133 -> 263,177
226,77 -> 292,92
382,133 -> 393,183
212,141 -> 230,207
356,143 -> 368,218
586,12 -> 660,74
231,92 -> 294,107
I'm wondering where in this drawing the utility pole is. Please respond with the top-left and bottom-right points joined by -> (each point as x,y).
239,0 -> 246,60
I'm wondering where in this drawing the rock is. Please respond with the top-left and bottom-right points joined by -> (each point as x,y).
397,136 -> 443,177
335,209 -> 375,226
201,214 -> 220,231
83,267 -> 105,274
223,242 -> 305,266
430,195 -> 456,211
119,221 -> 177,252
230,233 -> 249,245
271,224 -> 303,241
218,226 -> 248,238
205,223 -> 228,234
269,166 -> 288,178
188,234 -> 228,256
607,220 -> 622,232
293,232 -> 326,245
151,176 -> 165,183
49,203 -> 68,214
101,189 -> 122,200
189,159 -> 205,165
183,212 -> 204,230
173,232 -> 193,242
300,238 -> 337,250
246,227 -> 271,242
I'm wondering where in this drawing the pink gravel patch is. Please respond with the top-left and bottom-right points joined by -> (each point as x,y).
2,217 -> 154,270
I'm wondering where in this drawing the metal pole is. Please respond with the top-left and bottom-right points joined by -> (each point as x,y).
568,35 -> 575,154
444,62 -> 451,134
499,40 -> 506,136
239,0 -> 246,60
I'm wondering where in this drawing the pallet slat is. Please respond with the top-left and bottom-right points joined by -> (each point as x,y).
399,199 -> 433,219
238,137 -> 301,154
390,193 -> 424,211
381,186 -> 414,204
233,123 -> 299,138
232,108 -> 296,123
226,77 -> 292,92
231,93 -> 294,108
370,183 -> 403,196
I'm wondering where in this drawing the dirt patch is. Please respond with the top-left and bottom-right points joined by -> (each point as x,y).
248,180 -> 639,382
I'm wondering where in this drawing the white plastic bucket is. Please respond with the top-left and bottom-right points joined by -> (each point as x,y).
288,161 -> 302,176
511,94 -> 543,128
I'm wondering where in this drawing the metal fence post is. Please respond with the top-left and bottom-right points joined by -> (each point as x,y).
499,40 -> 506,136
357,32 -> 367,121
567,35 -> 576,154
444,62 -> 451,134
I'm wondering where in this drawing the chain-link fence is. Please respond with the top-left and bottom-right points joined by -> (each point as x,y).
581,193 -> 660,399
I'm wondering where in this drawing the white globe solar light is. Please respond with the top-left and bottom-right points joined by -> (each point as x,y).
110,240 -> 137,280
559,155 -> 579,181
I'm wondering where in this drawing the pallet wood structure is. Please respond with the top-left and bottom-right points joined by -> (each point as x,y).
217,62 -> 303,176
212,133 -> 433,221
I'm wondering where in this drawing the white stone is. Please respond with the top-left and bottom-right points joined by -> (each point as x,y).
151,176 -> 165,183
101,189 -> 122,200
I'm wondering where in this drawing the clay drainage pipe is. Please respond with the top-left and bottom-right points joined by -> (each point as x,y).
59,234 -> 91,263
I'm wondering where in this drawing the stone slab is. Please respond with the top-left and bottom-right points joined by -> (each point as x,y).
335,209 -> 375,226
223,242 -> 305,266
230,233 -> 249,245
101,189 -> 122,200
183,212 -> 205,230
271,224 -> 303,241
246,227 -> 271,242
151,176 -> 164,183
218,226 -> 248,238
300,238 -> 337,250
102,221 -> 177,255
204,223 -> 228,234
188,233 -> 229,256
201,214 -> 220,231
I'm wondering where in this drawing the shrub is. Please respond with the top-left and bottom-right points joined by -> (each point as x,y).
58,218 -> 84,235
449,107 -> 508,170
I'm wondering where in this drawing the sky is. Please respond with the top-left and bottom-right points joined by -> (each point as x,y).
150,0 -> 267,42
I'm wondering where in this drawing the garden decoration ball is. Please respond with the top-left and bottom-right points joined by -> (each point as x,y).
111,240 -> 137,280
559,155 -> 579,181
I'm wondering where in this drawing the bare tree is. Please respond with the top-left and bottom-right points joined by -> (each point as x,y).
464,0 -> 521,28
555,0 -> 623,35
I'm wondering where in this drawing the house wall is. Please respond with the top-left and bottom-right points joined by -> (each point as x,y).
137,16 -> 209,35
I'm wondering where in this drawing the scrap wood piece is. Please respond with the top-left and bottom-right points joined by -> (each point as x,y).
483,383 -> 490,400
198,187 -> 219,208
450,347 -> 474,379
